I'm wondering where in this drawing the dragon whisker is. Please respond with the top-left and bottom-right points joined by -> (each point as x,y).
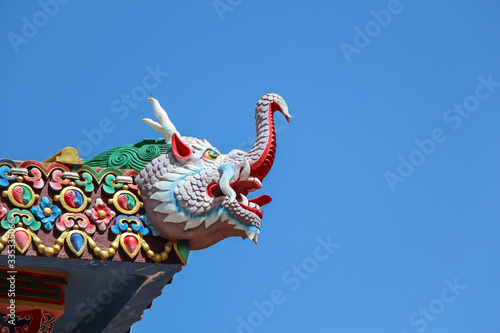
218,162 -> 236,203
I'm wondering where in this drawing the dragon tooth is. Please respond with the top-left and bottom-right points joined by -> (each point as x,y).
239,158 -> 251,181
248,202 -> 256,208
240,194 -> 249,205
247,177 -> 262,188
253,233 -> 259,244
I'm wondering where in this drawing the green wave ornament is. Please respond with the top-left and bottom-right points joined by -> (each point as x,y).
84,139 -> 171,171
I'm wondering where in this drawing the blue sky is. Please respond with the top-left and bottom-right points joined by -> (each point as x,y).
2,1 -> 500,332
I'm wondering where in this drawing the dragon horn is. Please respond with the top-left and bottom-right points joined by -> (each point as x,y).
144,97 -> 180,143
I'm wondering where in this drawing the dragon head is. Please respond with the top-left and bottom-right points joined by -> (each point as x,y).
136,93 -> 290,250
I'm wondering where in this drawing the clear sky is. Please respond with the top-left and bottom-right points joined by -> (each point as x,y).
2,1 -> 500,332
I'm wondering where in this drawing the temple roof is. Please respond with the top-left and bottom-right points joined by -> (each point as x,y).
0,157 -> 188,332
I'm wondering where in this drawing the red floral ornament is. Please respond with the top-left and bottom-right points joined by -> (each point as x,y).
85,198 -> 116,231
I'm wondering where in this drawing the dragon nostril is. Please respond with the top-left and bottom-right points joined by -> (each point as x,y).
229,149 -> 247,159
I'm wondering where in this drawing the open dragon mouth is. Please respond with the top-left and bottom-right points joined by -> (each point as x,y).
206,177 -> 272,219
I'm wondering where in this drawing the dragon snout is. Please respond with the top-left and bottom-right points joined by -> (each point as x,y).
212,159 -> 267,198
239,158 -> 251,181
227,150 -> 251,181
228,149 -> 246,159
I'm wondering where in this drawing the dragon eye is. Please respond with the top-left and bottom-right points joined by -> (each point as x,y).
204,149 -> 219,161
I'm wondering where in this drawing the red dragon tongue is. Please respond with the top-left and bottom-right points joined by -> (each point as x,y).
249,194 -> 272,207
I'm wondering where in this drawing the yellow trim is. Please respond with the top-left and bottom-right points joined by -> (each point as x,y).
173,240 -> 187,266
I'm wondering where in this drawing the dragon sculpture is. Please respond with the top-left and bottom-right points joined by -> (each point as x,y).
135,93 -> 290,250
